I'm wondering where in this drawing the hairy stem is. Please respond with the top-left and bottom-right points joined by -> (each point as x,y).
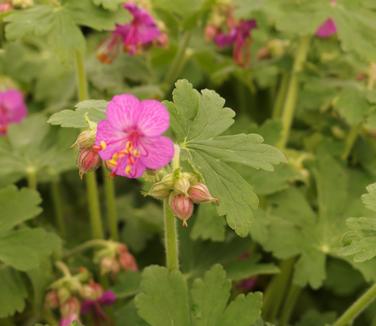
333,283 -> 376,326
277,36 -> 310,149
74,50 -> 104,239
163,198 -> 179,271
102,165 -> 119,240
51,179 -> 66,237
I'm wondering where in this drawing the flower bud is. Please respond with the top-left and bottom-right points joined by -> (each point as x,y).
77,147 -> 101,178
57,287 -> 71,304
118,249 -> 138,272
0,3 -> 12,12
45,290 -> 59,309
188,183 -> 218,204
60,297 -> 81,317
169,194 -> 194,226
80,282 -> 103,301
73,129 -> 96,150
100,256 -> 120,276
174,174 -> 191,195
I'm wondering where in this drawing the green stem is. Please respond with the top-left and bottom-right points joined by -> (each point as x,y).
51,179 -> 66,237
163,198 -> 179,271
162,32 -> 192,94
333,283 -> 376,326
64,239 -> 110,258
341,124 -> 361,161
280,285 -> 302,326
74,50 -> 104,239
102,165 -> 119,241
26,167 -> 37,190
277,36 -> 310,149
263,258 -> 295,322
272,73 -> 289,119
85,172 -> 104,239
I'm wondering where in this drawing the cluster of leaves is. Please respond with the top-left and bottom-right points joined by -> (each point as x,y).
2,0 -> 376,325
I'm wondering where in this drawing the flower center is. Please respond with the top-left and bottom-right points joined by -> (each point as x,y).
105,140 -> 141,176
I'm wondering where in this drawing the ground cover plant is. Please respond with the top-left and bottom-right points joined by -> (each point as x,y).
1,0 -> 376,325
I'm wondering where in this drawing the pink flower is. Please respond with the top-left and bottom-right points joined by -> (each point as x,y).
212,19 -> 257,67
0,89 -> 27,135
96,94 -> 174,178
315,18 -> 337,38
116,3 -> 161,55
97,2 -> 164,62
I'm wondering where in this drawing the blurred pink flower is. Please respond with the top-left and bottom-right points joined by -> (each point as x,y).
97,2 -> 165,63
211,19 -> 257,67
0,89 -> 27,135
96,94 -> 174,178
316,18 -> 337,38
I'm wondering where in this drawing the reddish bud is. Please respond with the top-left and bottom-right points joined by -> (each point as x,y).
156,32 -> 169,47
205,24 -> 218,41
0,3 -> 12,12
170,194 -> 194,226
188,183 -> 218,204
45,290 -> 59,309
118,250 -> 138,272
77,147 -> 101,178
96,34 -> 122,64
80,281 -> 103,300
60,297 -> 81,317
100,256 -> 120,276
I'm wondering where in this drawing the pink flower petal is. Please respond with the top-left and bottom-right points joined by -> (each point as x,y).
137,100 -> 170,137
96,120 -> 126,160
106,94 -> 141,131
139,136 -> 174,170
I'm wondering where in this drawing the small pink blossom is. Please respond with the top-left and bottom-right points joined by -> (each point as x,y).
97,2 -> 164,63
96,94 -> 174,178
210,19 -> 257,67
0,89 -> 27,135
315,18 -> 337,38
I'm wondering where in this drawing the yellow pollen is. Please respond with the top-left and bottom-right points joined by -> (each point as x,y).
125,165 -> 132,175
133,149 -> 140,157
100,141 -> 107,150
125,141 -> 133,153
107,159 -> 118,167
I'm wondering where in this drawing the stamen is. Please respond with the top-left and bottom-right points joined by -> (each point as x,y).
100,141 -> 107,150
125,165 -> 132,175
133,149 -> 140,157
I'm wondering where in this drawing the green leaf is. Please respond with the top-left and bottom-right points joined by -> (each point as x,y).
0,228 -> 61,271
0,186 -> 42,233
168,80 -> 285,237
224,258 -> 280,281
135,266 -> 191,326
0,267 -> 28,318
191,204 -> 226,242
48,100 -> 107,128
339,183 -> 376,262
135,265 -> 263,326
5,5 -> 85,61
335,86 -> 371,126
191,264 -> 231,326
66,0 -> 130,31
92,0 -> 125,11
258,151 -> 376,287
262,0 -> 328,35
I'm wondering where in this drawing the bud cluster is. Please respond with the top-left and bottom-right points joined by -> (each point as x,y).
94,242 -> 138,277
45,266 -> 113,326
147,171 -> 218,226
73,127 -> 101,178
